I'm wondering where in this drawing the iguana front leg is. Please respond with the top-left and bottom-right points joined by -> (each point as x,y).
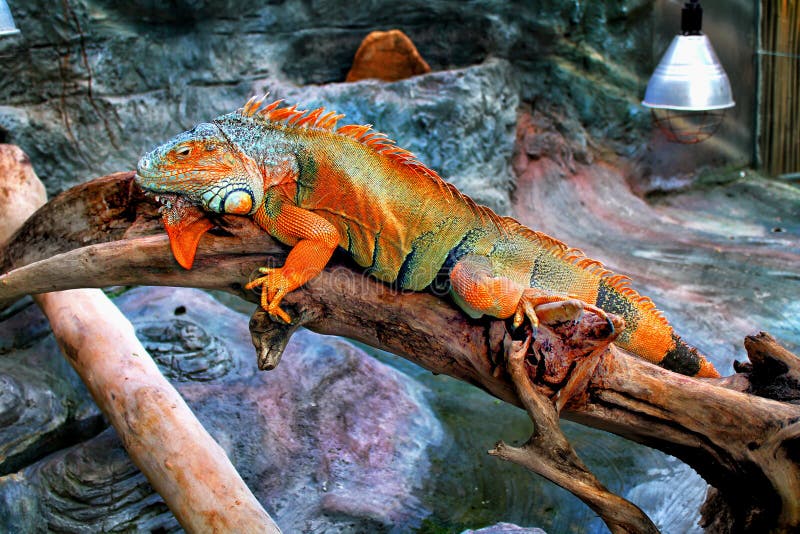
246,202 -> 339,323
449,254 -> 610,330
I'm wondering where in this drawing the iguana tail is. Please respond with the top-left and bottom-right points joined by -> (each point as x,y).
593,277 -> 720,378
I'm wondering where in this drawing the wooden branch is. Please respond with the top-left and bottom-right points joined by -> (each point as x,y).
735,332 -> 800,403
490,331 -> 659,534
3,171 -> 800,532
36,290 -> 280,533
0,148 -> 280,533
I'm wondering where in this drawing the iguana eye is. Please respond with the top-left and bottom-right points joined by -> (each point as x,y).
175,146 -> 192,157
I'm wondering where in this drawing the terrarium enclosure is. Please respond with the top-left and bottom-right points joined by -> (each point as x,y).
0,1 -> 798,533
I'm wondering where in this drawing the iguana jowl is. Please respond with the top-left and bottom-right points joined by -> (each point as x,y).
135,95 -> 719,378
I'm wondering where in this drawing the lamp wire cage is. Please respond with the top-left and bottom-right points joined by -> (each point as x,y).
650,108 -> 727,145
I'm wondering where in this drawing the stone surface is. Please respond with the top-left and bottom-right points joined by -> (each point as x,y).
0,287 -> 443,532
0,301 -> 102,477
462,523 -> 548,534
624,457 -> 705,534
512,109 -> 800,373
346,29 -> 431,82
0,428 -> 181,533
0,1 -> 662,202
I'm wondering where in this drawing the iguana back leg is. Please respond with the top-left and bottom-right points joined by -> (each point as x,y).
449,254 -> 610,330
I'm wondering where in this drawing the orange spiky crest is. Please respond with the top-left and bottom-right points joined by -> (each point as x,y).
237,94 -> 506,232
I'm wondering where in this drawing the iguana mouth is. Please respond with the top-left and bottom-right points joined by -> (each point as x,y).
140,189 -> 193,210
149,192 -> 181,211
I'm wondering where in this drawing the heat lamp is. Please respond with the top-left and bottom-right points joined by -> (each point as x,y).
0,1 -> 18,37
643,0 -> 735,144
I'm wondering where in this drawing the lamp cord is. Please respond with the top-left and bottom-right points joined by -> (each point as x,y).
682,0 -> 703,36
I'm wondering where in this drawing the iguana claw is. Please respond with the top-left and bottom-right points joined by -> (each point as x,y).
245,267 -> 293,324
513,295 -> 539,330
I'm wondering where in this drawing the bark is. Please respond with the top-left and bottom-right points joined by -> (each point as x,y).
35,290 -> 280,533
489,331 -> 659,534
2,170 -> 800,532
0,148 -> 279,534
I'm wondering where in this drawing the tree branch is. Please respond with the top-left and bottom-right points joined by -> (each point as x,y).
489,332 -> 659,534
3,171 -> 800,532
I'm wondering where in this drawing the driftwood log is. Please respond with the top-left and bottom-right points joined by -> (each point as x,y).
2,169 -> 800,532
0,147 -> 280,533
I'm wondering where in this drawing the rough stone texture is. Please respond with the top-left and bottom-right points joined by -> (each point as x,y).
346,29 -> 431,82
0,301 -> 102,477
0,0 -> 659,204
512,109 -> 800,372
0,428 -> 181,533
462,523 -> 548,534
624,457 -> 706,534
0,287 -> 443,532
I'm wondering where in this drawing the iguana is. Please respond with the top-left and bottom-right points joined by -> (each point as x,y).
135,95 -> 720,378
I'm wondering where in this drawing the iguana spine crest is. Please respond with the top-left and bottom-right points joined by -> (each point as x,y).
240,95 -> 505,231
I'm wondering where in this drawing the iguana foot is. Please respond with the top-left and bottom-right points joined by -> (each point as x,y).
245,267 -> 293,324
512,288 -> 612,333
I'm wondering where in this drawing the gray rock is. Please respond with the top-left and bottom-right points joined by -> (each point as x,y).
462,523 -> 547,534
0,428 -> 181,534
115,286 -> 260,382
0,1 -> 659,203
0,302 -> 102,477
0,287 -> 443,532
624,457 -> 705,534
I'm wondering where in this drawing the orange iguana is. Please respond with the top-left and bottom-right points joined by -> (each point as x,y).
135,95 -> 719,378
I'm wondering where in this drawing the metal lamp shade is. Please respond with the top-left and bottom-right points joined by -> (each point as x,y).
643,34 -> 734,111
0,1 -> 19,37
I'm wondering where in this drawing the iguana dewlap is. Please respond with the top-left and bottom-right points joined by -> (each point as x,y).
135,95 -> 719,378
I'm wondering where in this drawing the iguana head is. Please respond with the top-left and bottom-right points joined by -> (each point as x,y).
136,122 -> 265,215
136,122 -> 265,269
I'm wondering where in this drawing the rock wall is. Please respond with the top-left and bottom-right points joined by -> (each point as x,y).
0,287 -> 444,532
0,0 -> 657,210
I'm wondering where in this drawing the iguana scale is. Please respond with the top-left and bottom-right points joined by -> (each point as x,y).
135,95 -> 719,378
